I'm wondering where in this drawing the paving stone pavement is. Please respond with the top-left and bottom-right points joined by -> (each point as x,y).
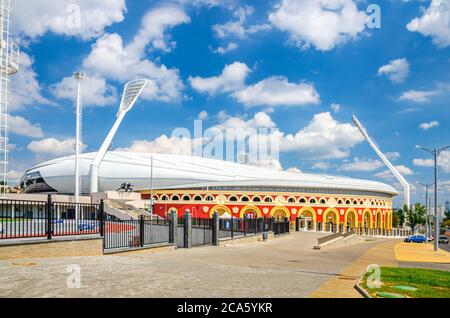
0,232 -> 389,298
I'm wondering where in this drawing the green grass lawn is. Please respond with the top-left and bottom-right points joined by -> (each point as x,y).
362,267 -> 450,298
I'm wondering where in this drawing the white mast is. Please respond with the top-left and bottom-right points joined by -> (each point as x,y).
150,155 -> 153,219
352,115 -> 410,208
89,79 -> 147,194
74,72 -> 84,221
0,0 -> 18,195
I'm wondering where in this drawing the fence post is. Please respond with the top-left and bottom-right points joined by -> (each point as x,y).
230,216 -> 234,239
212,212 -> 219,246
99,199 -> 104,237
139,215 -> 144,247
184,212 -> 192,248
46,194 -> 52,240
169,211 -> 178,247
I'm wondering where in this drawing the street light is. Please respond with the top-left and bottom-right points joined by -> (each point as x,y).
418,182 -> 433,239
416,145 -> 450,251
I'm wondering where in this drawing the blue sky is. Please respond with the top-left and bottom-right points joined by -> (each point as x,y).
7,0 -> 450,206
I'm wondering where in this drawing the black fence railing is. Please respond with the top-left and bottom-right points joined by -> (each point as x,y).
273,219 -> 290,236
218,217 -> 275,239
103,217 -> 171,250
192,218 -> 213,247
0,196 -> 102,240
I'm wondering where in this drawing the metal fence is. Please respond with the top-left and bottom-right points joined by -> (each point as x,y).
192,218 -> 212,247
273,219 -> 290,236
218,217 -> 273,239
103,217 -> 170,250
0,196 -> 102,240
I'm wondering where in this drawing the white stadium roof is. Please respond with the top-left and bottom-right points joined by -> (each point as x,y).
22,151 -> 398,196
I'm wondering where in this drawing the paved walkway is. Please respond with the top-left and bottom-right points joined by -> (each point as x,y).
394,242 -> 450,263
0,232 -> 385,298
310,240 -> 399,298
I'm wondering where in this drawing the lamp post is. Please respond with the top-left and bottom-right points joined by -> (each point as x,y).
74,72 -> 84,223
416,145 -> 450,252
418,182 -> 433,239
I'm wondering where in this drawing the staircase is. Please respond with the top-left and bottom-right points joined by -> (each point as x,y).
104,199 -> 150,220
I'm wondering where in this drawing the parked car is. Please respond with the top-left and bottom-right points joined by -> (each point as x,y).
404,235 -> 427,243
78,223 -> 97,231
439,236 -> 449,244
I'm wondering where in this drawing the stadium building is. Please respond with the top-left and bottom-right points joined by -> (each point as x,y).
21,151 -> 397,234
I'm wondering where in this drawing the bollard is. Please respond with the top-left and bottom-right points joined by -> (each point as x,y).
212,212 -> 219,246
169,211 -> 178,247
184,212 -> 192,248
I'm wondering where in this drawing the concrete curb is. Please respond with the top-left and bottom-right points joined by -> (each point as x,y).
354,271 -> 372,298
103,242 -> 175,255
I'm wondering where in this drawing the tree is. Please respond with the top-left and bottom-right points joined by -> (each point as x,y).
405,203 -> 426,231
393,208 -> 405,228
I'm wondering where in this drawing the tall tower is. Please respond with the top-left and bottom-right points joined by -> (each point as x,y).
0,0 -> 18,195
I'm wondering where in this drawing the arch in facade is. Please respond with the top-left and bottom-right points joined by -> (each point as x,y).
209,205 -> 233,218
252,195 -> 262,202
298,206 -> 317,223
376,209 -> 383,229
239,205 -> 262,219
384,211 -> 391,230
362,209 -> 373,229
168,207 -> 178,214
270,206 -> 290,220
323,208 -> 339,224
344,208 -> 358,229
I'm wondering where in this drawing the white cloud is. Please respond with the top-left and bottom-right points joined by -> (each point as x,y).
212,111 -> 276,131
9,52 -> 53,111
413,151 -> 450,173
12,0 -> 126,40
311,162 -> 331,170
211,42 -> 238,54
197,111 -> 209,120
116,135 -> 193,156
407,0 -> 450,47
27,138 -> 85,157
419,120 -> 440,130
119,112 -> 362,162
339,158 -> 383,172
268,0 -> 368,51
278,112 -> 364,159
126,6 -> 191,55
287,167 -> 302,173
378,58 -> 410,84
189,62 -> 250,95
8,170 -> 24,182
375,165 -> 414,179
385,152 -> 401,160
233,76 -> 320,107
398,89 -> 441,103
50,74 -> 117,107
8,115 -> 44,138
330,103 -> 341,113
52,6 -> 189,104
213,6 -> 271,39
52,6 -> 190,106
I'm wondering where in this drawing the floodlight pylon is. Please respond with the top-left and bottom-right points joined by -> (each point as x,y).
352,115 -> 410,209
89,79 -> 147,194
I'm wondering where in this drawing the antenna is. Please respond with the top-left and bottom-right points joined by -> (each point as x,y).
352,115 -> 410,209
0,0 -> 19,196
89,79 -> 147,194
